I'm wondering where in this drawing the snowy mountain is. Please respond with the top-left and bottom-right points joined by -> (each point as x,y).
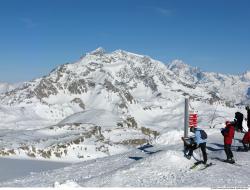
1,48 -> 248,107
167,60 -> 250,106
0,48 -> 249,187
0,82 -> 20,94
0,48 -> 248,162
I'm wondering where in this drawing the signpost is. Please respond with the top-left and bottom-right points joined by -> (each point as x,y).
184,98 -> 198,138
184,98 -> 189,138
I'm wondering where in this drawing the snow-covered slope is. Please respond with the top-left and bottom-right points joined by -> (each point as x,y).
1,127 -> 250,188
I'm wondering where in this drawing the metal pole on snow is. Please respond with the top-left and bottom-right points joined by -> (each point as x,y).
184,98 -> 189,138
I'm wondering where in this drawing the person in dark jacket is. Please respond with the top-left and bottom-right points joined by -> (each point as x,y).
221,121 -> 235,163
242,128 -> 250,151
186,127 -> 207,165
235,112 -> 244,132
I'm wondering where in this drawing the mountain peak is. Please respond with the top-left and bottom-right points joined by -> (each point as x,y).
88,47 -> 106,56
241,70 -> 250,81
167,59 -> 190,70
167,59 -> 204,82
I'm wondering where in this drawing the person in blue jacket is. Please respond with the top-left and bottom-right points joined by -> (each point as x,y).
186,127 -> 207,164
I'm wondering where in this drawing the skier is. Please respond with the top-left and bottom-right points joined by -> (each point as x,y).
221,121 -> 235,163
241,128 -> 250,151
234,112 -> 244,132
185,127 -> 207,165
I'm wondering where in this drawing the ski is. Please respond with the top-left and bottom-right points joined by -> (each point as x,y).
190,161 -> 203,169
211,157 -> 242,167
222,160 -> 242,166
199,162 -> 214,170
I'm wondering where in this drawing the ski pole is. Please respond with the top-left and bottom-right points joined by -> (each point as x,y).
233,138 -> 237,161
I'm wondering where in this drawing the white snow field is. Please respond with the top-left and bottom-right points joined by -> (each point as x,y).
0,128 -> 249,188
0,48 -> 249,187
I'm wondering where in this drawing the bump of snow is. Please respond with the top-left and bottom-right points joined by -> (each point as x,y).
59,109 -> 122,128
54,180 -> 81,188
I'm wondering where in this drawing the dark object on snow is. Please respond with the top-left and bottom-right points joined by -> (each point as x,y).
235,112 -> 244,132
138,143 -> 153,151
223,158 -> 235,164
129,156 -> 143,161
246,106 -> 250,129
200,130 -> 207,140
181,137 -> 194,153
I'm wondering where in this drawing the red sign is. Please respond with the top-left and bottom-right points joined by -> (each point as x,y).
189,113 -> 198,128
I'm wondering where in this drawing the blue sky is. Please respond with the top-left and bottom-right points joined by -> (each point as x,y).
0,0 -> 249,83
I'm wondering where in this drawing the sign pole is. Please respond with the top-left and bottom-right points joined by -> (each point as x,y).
184,98 -> 189,138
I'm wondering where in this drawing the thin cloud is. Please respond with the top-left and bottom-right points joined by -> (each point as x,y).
19,17 -> 37,28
